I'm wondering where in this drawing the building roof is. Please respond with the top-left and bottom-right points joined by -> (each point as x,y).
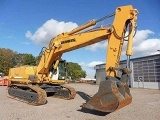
121,54 -> 160,63
95,54 -> 160,69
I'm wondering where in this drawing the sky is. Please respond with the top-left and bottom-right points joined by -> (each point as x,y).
0,0 -> 160,78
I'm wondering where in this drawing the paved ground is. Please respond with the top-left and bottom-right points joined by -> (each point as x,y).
0,83 -> 160,120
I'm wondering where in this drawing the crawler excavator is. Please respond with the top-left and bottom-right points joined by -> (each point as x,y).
7,5 -> 138,112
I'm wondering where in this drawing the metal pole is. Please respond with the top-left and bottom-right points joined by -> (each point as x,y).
126,56 -> 130,68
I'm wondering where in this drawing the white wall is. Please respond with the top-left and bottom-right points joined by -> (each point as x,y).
96,68 -> 105,85
134,82 -> 160,89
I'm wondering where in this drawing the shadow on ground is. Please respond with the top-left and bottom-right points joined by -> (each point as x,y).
76,91 -> 110,116
76,91 -> 91,102
77,108 -> 110,116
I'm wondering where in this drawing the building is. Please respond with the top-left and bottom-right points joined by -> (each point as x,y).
95,54 -> 160,89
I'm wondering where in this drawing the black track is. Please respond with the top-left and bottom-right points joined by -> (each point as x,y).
8,87 -> 38,102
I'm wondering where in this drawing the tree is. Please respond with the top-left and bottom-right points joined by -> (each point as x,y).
23,54 -> 36,65
0,47 -> 85,79
11,53 -> 37,66
66,62 -> 86,80
0,48 -> 37,75
11,53 -> 24,66
0,48 -> 15,75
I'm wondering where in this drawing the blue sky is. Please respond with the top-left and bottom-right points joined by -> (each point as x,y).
0,0 -> 160,78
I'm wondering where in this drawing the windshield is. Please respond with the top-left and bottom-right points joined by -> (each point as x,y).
58,60 -> 67,80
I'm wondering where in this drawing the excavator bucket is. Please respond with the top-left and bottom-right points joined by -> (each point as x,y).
81,75 -> 132,113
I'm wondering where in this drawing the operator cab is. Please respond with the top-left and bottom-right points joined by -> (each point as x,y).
49,60 -> 67,80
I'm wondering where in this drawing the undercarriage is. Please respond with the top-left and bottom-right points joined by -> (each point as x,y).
7,83 -> 76,105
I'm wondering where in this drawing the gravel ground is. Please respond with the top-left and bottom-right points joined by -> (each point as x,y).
0,83 -> 160,120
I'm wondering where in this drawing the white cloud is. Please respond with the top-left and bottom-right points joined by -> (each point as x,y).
78,62 -> 85,66
122,29 -> 160,56
87,61 -> 104,68
26,19 -> 78,45
79,61 -> 104,79
133,38 -> 160,55
79,61 -> 104,69
85,41 -> 107,51
133,29 -> 154,45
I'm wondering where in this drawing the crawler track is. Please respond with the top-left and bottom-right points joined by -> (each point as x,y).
7,84 -> 47,105
55,84 -> 76,99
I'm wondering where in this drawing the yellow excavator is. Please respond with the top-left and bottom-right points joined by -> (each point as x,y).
7,5 -> 138,113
